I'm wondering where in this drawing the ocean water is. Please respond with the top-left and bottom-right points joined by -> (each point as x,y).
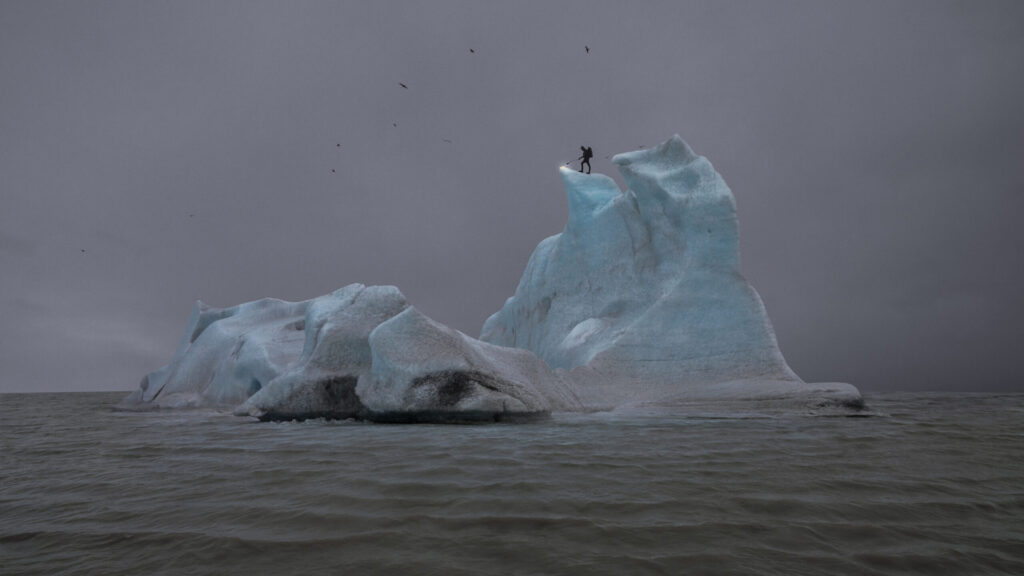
1,392 -> 1022,575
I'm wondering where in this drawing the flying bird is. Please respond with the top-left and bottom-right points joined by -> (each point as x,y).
442,139 -> 453,144
80,249 -> 86,253
469,48 -> 475,53
331,169 -> 336,173
336,143 -> 341,147
399,82 -> 408,89
393,122 -> 398,127
585,45 -> 589,53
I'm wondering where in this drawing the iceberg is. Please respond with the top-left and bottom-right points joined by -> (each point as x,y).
121,135 -> 861,420
481,135 -> 861,409
121,284 -> 581,421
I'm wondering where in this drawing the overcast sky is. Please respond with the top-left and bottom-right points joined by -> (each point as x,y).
2,1 -> 1022,394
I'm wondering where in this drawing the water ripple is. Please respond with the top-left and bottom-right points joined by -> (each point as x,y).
1,391 -> 1022,575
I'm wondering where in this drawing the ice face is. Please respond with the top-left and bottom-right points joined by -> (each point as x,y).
480,135 -> 860,407
120,296 -> 312,409
355,306 -> 580,419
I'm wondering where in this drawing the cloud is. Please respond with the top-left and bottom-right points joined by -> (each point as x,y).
2,1 -> 1023,393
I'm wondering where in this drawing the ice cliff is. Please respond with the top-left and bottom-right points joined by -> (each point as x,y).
121,135 -> 861,420
481,135 -> 859,408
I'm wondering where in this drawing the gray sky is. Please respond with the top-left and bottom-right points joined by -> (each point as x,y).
2,1 -> 1022,394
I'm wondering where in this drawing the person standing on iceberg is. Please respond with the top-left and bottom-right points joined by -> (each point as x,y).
578,146 -> 593,174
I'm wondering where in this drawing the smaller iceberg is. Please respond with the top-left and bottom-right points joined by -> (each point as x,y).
120,284 -> 581,422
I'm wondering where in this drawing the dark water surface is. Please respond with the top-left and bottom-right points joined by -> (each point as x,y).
2,392 -> 1022,575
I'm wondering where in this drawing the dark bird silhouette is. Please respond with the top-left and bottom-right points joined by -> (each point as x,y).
393,122 -> 398,127
469,48 -> 475,53
336,143 -> 341,147
189,213 -> 194,218
80,249 -> 85,253
399,82 -> 408,89
331,169 -> 336,173
585,45 -> 589,53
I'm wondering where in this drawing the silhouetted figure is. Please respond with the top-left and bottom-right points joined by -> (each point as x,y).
399,82 -> 408,89
469,48 -> 475,53
585,45 -> 590,54
578,146 -> 593,174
